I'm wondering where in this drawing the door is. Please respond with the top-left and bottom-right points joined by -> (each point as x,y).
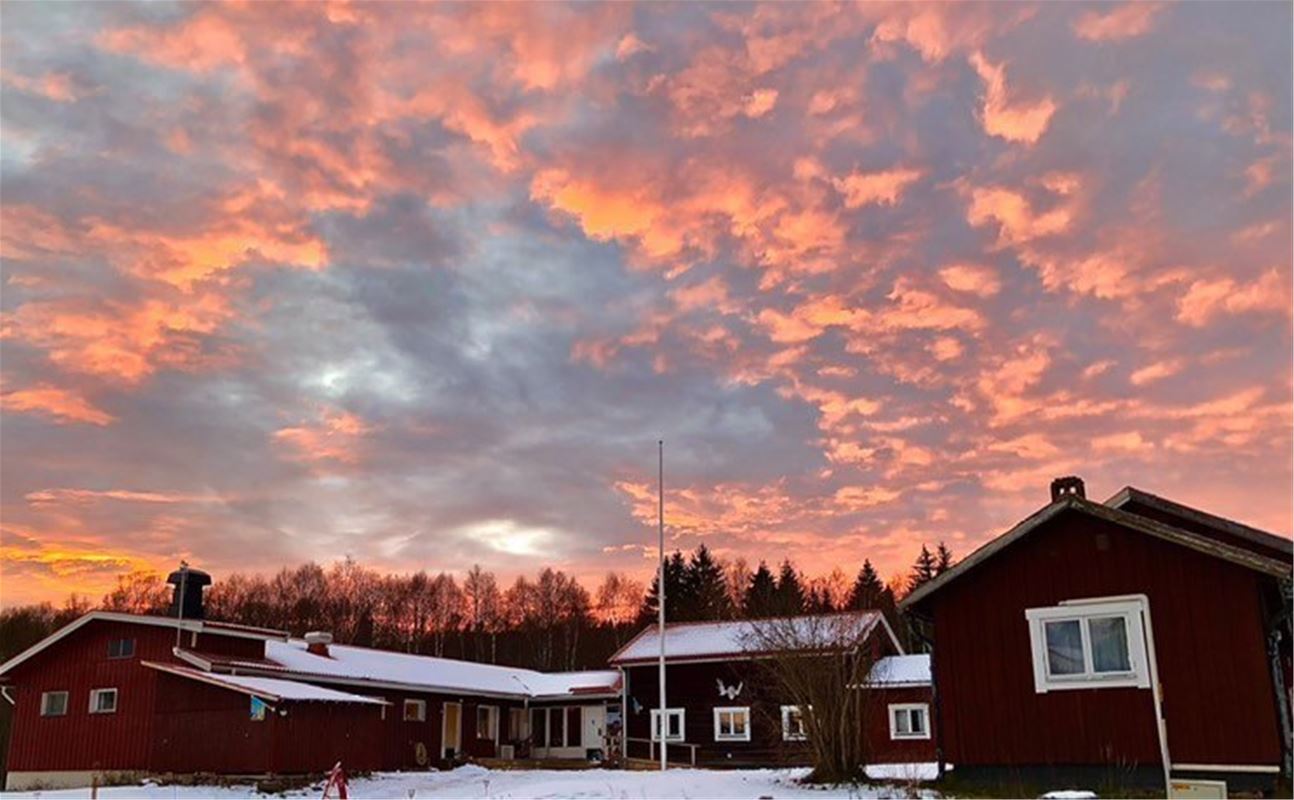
442,702 -> 462,759
583,705 -> 607,757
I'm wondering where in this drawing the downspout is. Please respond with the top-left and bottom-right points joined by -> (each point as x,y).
1266,578 -> 1292,779
619,666 -> 629,763
1062,594 -> 1170,793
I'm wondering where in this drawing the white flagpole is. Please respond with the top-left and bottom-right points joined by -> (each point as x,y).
657,439 -> 667,771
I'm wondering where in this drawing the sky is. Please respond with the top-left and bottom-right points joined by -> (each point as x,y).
1,2 -> 1291,608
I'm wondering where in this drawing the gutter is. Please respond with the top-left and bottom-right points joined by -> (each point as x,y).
1061,594 -> 1170,794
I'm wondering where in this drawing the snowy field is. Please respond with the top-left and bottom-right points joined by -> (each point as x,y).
1,765 -> 939,799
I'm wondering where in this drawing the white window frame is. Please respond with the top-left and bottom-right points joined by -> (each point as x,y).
650,708 -> 685,742
712,706 -> 751,742
888,703 -> 930,740
477,705 -> 499,742
89,687 -> 118,714
40,691 -> 68,717
1025,598 -> 1150,693
403,698 -> 426,722
780,705 -> 809,742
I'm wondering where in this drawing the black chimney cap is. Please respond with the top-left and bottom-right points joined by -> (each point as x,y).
167,565 -> 212,619
1050,476 -> 1086,502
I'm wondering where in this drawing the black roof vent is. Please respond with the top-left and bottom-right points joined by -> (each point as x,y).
1050,476 -> 1086,503
166,563 -> 212,620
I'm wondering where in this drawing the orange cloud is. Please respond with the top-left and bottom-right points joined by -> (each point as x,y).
832,167 -> 923,208
970,51 -> 1057,145
274,408 -> 372,467
1176,269 -> 1291,326
965,185 -> 1072,245
1073,3 -> 1165,42
939,263 -> 1001,296
1,384 -> 115,426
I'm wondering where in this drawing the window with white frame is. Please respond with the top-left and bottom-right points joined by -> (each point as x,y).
89,688 -> 118,714
477,705 -> 498,741
403,699 -> 426,722
40,691 -> 68,717
780,705 -> 808,741
713,706 -> 751,742
650,708 -> 685,742
889,703 -> 930,740
107,638 -> 135,659
1025,598 -> 1149,693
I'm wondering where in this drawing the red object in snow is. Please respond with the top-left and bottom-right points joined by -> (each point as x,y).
322,761 -> 348,799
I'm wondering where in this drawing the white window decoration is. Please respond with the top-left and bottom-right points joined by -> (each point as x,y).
650,708 -> 685,742
889,703 -> 930,740
40,691 -> 68,717
477,705 -> 498,741
89,688 -> 118,714
403,699 -> 426,722
713,706 -> 751,742
1025,598 -> 1150,693
781,705 -> 808,742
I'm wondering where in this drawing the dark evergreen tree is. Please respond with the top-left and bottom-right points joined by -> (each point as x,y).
639,551 -> 688,624
683,544 -> 734,621
934,542 -> 954,574
908,545 -> 937,592
742,561 -> 778,618
772,559 -> 805,615
846,560 -> 885,610
805,585 -> 833,613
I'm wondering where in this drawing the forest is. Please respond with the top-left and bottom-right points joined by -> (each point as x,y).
0,542 -> 955,672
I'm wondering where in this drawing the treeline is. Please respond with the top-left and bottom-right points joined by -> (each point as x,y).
0,543 -> 955,673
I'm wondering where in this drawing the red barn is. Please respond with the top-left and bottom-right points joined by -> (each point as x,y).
901,478 -> 1292,794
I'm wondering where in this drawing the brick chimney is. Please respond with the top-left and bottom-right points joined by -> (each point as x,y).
304,631 -> 333,657
1050,475 -> 1086,502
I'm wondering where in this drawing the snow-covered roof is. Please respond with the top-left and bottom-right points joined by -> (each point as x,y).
223,640 -> 621,700
866,654 -> 931,687
144,661 -> 387,705
608,611 -> 897,665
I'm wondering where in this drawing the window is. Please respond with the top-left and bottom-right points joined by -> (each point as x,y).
550,706 -> 565,745
713,706 -> 751,742
40,691 -> 68,717
1025,598 -> 1149,693
889,704 -> 930,740
566,707 -> 582,747
509,707 -> 529,741
107,638 -> 135,659
89,688 -> 118,714
403,699 -> 426,722
781,705 -> 808,742
477,705 -> 498,741
650,708 -> 685,742
531,708 -> 548,747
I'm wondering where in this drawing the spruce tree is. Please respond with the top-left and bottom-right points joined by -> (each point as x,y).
934,542 -> 954,574
639,550 -> 688,624
685,544 -> 734,621
743,561 -> 778,618
846,560 -> 885,610
908,545 -> 937,592
772,559 -> 805,615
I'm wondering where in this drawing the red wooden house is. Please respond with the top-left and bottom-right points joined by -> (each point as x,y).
608,611 -> 933,769
901,477 -> 1292,794
0,569 -> 623,790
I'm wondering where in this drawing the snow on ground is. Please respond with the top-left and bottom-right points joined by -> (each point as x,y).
1,765 -> 938,799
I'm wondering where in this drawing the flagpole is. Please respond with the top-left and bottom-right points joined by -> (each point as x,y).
657,439 -> 667,771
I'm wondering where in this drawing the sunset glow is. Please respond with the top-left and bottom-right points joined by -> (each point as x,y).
1,2 -> 1290,606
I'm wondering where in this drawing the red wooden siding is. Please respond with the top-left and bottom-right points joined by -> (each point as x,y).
866,686 -> 937,764
929,509 -> 1281,769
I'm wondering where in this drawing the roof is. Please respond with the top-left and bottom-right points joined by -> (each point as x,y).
866,654 -> 931,687
144,661 -> 388,705
901,496 -> 1291,612
216,639 -> 621,701
0,612 -> 289,680
608,611 -> 900,665
1106,485 -> 1292,558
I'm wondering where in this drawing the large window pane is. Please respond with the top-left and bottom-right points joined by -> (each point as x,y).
1089,616 -> 1131,673
1044,619 -> 1084,676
